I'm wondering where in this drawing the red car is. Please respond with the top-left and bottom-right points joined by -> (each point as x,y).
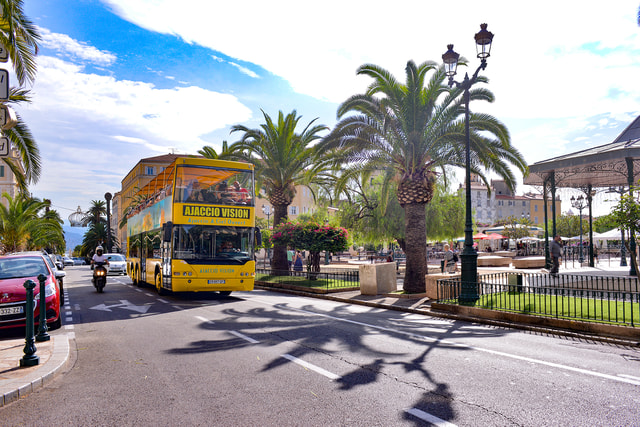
0,253 -> 62,330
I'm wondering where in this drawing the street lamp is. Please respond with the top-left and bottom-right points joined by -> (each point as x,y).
105,192 -> 112,252
261,204 -> 271,229
442,23 -> 494,303
570,195 -> 587,264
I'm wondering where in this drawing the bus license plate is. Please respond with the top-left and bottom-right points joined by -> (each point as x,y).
208,280 -> 225,284
0,306 -> 23,316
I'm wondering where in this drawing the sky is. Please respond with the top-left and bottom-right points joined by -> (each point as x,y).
15,0 -> 640,225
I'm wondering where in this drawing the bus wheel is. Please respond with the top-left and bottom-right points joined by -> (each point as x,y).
155,273 -> 167,296
131,269 -> 138,287
218,291 -> 232,297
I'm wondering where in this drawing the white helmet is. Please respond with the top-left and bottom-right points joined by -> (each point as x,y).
96,246 -> 103,254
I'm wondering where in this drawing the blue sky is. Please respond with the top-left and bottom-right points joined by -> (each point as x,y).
17,0 -> 640,223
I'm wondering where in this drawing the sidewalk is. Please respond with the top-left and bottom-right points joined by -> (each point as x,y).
0,334 -> 70,407
1,259 -> 636,407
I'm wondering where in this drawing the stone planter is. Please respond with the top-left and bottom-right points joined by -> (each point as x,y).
359,263 -> 396,295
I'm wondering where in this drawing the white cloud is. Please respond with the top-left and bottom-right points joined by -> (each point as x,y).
229,62 -> 260,79
38,27 -> 117,66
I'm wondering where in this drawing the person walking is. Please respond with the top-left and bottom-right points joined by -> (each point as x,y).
293,250 -> 304,272
550,235 -> 562,277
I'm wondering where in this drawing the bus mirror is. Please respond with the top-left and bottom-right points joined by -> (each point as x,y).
255,227 -> 262,247
163,222 -> 172,242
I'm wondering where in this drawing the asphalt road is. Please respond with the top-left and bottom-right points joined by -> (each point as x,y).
1,266 -> 639,426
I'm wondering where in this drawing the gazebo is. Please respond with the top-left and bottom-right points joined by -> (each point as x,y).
523,114 -> 640,273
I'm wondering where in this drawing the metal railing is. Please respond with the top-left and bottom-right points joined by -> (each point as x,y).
437,272 -> 640,327
256,268 -> 360,291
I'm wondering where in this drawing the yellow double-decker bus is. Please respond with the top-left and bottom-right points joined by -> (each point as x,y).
126,157 -> 258,295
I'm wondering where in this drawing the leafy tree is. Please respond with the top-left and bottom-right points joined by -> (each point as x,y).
270,221 -> 349,274
502,215 -> 534,240
230,109 -> 330,271
197,140 -> 241,160
81,222 -> 118,256
0,192 -> 63,253
322,61 -> 527,293
593,213 -> 618,234
82,200 -> 106,226
550,214 -> 581,239
609,190 -> 640,275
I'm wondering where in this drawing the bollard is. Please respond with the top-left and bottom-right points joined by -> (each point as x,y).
36,274 -> 50,342
20,279 -> 40,367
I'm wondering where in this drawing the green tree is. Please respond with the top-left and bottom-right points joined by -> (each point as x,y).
197,140 -> 241,160
0,192 -> 63,252
610,190 -> 640,275
81,222 -> 118,256
230,109 -> 330,271
270,221 -> 349,274
82,200 -> 106,226
0,2 -> 42,188
322,61 -> 527,293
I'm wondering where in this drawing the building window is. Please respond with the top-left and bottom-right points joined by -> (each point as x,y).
145,166 -> 154,175
534,205 -> 538,212
534,216 -> 538,223
486,200 -> 490,207
0,165 -> 4,177
290,206 -> 298,215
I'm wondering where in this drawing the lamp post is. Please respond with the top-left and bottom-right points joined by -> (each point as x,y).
570,195 -> 587,264
606,186 -> 627,266
105,192 -> 112,252
261,204 -> 271,229
442,23 -> 494,303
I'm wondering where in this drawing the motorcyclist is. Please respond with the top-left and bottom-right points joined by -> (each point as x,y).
91,246 -> 109,266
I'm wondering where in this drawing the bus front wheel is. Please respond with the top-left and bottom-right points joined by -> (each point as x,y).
155,273 -> 167,296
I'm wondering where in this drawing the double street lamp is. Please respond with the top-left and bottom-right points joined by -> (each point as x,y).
442,23 -> 494,303
261,204 -> 271,229
570,195 -> 587,264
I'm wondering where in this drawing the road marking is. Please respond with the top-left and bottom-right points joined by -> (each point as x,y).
281,353 -> 340,380
618,374 -> 640,381
195,315 -> 214,324
267,302 -> 640,387
65,324 -> 74,330
157,298 -> 169,303
66,317 -> 73,322
229,330 -> 260,344
144,293 -> 154,297
405,408 -> 457,426
90,300 -> 151,314
65,311 -> 72,316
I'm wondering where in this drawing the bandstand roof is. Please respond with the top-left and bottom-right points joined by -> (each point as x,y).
524,115 -> 640,188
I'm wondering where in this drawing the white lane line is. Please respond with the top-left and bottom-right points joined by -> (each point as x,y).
65,311 -> 72,316
65,324 -> 74,330
157,298 -> 169,304
144,293 -> 154,297
281,353 -> 341,380
229,330 -> 260,344
195,315 -> 214,324
618,374 -> 640,381
405,408 -> 457,426
266,302 -> 640,387
65,317 -> 73,322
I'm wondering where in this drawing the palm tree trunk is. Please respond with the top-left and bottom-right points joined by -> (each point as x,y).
270,204 -> 290,272
403,202 -> 427,293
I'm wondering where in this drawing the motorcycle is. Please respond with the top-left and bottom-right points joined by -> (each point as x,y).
93,261 -> 108,293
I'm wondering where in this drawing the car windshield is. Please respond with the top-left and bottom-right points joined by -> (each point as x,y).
0,257 -> 49,279
106,254 -> 125,262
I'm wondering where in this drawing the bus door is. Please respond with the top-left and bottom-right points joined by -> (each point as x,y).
161,222 -> 172,290
140,233 -> 147,282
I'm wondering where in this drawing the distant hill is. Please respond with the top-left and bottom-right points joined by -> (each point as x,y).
63,224 -> 87,254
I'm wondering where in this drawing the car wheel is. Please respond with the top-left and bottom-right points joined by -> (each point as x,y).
49,315 -> 62,330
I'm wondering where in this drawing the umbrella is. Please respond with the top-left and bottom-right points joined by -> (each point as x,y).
473,233 -> 489,240
486,233 -> 505,240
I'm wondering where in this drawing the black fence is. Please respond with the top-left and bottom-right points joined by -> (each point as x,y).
437,272 -> 640,327
256,268 -> 360,291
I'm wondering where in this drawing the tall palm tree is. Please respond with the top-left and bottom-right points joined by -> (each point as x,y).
81,222 -> 117,256
0,0 -> 40,86
230,109 -> 330,271
0,192 -> 63,253
322,61 -> 527,293
0,1 -> 42,187
82,200 -> 106,227
197,140 -> 241,160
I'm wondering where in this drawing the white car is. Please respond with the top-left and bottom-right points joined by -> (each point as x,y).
104,253 -> 127,275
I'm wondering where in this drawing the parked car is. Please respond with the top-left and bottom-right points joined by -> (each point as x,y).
72,257 -> 86,266
49,254 -> 64,270
105,253 -> 126,275
0,252 -> 62,330
63,256 -> 74,266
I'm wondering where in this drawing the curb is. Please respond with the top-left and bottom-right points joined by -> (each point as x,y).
1,335 -> 71,407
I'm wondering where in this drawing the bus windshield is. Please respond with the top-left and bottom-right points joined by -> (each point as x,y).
174,165 -> 254,206
173,224 -> 254,264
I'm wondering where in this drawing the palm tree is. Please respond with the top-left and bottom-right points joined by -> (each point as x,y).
0,0 -> 40,86
0,192 -> 63,253
81,222 -> 117,256
230,109 -> 330,271
322,61 -> 527,293
197,140 -> 241,160
82,200 -> 106,227
0,1 -> 42,187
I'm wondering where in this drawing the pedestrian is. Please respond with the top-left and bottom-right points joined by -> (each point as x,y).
287,249 -> 294,270
550,235 -> 562,277
443,243 -> 456,273
293,250 -> 303,272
